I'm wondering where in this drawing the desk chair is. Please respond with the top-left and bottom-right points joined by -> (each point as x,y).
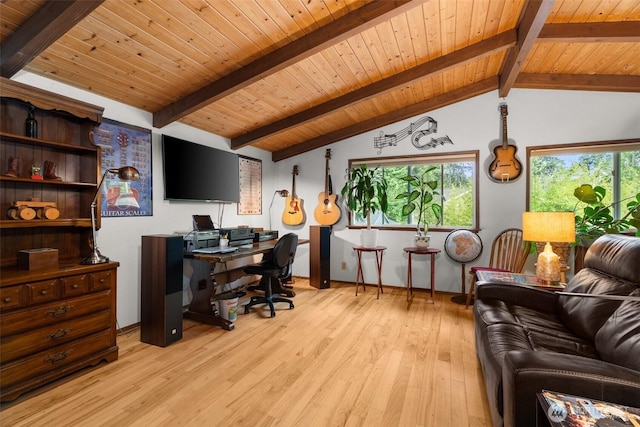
244,233 -> 298,317
465,228 -> 531,308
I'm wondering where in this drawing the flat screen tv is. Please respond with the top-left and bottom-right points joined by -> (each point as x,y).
162,135 -> 240,203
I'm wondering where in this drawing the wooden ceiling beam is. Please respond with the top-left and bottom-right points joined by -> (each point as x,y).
0,0 -> 104,78
233,30 -> 516,150
152,0 -> 421,128
538,22 -> 640,43
498,0 -> 555,98
515,74 -> 640,92
271,77 -> 498,162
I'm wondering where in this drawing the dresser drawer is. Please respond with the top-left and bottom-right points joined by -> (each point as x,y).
0,291 -> 111,336
0,329 -> 113,388
27,279 -> 59,304
0,285 -> 25,311
61,274 -> 88,296
1,310 -> 111,363
90,270 -> 113,292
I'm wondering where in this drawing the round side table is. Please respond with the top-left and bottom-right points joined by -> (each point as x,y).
403,247 -> 441,301
353,245 -> 386,299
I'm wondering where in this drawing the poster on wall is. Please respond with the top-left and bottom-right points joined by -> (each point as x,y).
238,155 -> 262,215
93,118 -> 153,217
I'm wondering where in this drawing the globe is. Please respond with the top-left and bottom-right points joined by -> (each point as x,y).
444,229 -> 483,264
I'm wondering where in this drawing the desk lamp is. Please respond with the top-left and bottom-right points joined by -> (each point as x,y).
82,166 -> 140,265
522,212 -> 575,284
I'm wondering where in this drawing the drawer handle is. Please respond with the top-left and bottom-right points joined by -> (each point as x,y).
40,290 -> 48,296
72,284 -> 79,289
3,297 -> 11,303
99,278 -> 106,284
46,306 -> 71,318
46,350 -> 72,364
48,328 -> 71,340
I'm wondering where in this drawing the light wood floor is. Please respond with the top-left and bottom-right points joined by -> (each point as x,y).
1,279 -> 492,426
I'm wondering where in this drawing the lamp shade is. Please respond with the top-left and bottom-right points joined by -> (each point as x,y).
522,212 -> 575,243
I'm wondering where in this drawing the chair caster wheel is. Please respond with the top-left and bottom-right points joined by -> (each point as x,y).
244,306 -> 250,314
290,303 -> 294,309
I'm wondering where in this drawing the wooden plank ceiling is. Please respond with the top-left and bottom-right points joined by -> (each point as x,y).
1,0 -> 639,162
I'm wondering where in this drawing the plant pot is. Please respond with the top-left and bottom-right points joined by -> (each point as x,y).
360,229 -> 378,247
414,234 -> 430,248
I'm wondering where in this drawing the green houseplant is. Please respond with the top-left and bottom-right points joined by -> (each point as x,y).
341,164 -> 388,246
573,184 -> 640,243
395,166 -> 443,247
572,183 -> 640,272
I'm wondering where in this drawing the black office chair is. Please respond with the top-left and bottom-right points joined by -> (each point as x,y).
244,233 -> 298,317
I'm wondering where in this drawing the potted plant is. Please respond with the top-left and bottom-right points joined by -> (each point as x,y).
395,165 -> 443,247
340,164 -> 389,247
572,183 -> 640,271
573,184 -> 640,243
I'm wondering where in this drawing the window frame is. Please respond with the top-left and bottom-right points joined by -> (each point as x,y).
344,150 -> 480,232
526,138 -> 640,213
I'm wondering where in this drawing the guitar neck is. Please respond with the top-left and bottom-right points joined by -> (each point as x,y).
324,158 -> 330,194
500,104 -> 508,148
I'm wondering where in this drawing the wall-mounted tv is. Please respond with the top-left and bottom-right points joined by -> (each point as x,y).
162,135 -> 240,203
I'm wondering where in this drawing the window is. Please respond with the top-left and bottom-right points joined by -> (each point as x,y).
346,150 -> 479,231
527,139 -> 640,218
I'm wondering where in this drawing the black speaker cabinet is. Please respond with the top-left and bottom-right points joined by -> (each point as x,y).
141,235 -> 183,347
310,226 -> 331,289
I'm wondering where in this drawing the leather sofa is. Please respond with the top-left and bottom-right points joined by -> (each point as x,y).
473,234 -> 640,427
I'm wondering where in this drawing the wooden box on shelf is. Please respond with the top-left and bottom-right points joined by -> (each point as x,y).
17,248 -> 58,270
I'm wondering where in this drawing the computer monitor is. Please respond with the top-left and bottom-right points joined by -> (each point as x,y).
192,215 -> 214,231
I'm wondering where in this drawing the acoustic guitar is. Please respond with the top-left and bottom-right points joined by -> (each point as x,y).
488,103 -> 522,182
313,149 -> 341,225
282,165 -> 305,225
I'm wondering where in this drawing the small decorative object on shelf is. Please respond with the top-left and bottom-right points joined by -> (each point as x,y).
24,105 -> 38,138
43,160 -> 62,180
4,156 -> 20,177
30,165 -> 43,180
7,199 -> 60,220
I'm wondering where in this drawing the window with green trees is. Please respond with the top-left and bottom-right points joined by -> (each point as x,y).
345,151 -> 478,230
527,140 -> 640,218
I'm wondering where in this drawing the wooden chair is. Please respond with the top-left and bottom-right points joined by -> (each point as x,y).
465,228 -> 531,308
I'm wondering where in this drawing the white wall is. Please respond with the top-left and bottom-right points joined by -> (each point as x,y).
14,72 -> 640,327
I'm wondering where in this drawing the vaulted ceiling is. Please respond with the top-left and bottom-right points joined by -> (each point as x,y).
1,0 -> 639,162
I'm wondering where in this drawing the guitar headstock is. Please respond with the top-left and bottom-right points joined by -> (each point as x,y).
499,102 -> 508,117
325,148 -> 332,159
292,165 -> 299,175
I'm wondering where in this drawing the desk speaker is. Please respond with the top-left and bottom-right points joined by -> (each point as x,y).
310,226 -> 331,289
141,235 -> 183,347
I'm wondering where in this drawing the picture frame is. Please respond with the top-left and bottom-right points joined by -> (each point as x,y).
93,118 -> 153,217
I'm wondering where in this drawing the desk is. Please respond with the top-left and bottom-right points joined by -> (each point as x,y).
353,245 -> 386,299
186,239 -> 308,330
403,247 -> 440,301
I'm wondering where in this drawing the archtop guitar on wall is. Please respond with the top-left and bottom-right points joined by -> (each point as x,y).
488,103 -> 522,182
314,149 -> 341,225
282,165 -> 305,225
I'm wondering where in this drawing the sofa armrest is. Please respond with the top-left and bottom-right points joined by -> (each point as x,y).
475,281 -> 559,313
502,350 -> 640,427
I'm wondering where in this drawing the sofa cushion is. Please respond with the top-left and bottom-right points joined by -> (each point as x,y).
595,288 -> 640,371
557,269 -> 634,342
583,234 -> 640,283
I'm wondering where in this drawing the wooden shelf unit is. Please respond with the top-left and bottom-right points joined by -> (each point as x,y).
0,77 -> 119,402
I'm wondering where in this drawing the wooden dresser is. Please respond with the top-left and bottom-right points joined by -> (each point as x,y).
0,77 -> 119,401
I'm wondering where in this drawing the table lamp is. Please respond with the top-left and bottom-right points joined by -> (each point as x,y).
522,212 -> 575,284
82,166 -> 140,265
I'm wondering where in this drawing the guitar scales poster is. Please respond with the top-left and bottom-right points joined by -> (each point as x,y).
238,155 -> 262,215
